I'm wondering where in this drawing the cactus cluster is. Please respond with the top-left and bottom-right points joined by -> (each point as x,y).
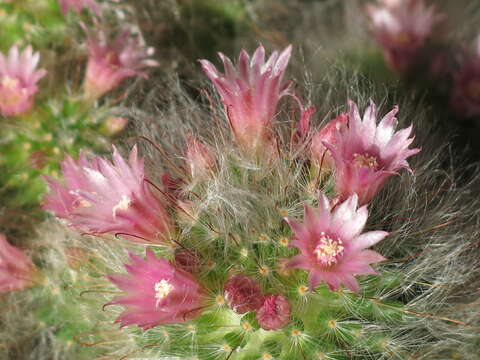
2,44 -> 473,360
2,1 -> 480,360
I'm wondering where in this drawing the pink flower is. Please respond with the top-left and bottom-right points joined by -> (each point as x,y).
105,116 -> 128,135
224,274 -> 264,314
0,45 -> 47,116
43,146 -> 172,243
323,100 -> 420,205
366,0 -> 443,72
310,113 -> 348,170
256,294 -> 291,330
199,44 -> 293,153
58,0 -> 101,16
452,37 -> 480,117
83,25 -> 158,100
0,234 -> 39,292
185,135 -> 216,179
106,249 -> 204,330
284,193 -> 388,292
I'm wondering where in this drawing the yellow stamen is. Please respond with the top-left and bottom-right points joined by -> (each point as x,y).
154,279 -> 174,308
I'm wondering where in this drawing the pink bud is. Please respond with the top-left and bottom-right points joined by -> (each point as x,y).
0,234 -> 39,292
296,105 -> 316,142
186,135 -> 216,179
310,113 -> 348,170
161,174 -> 184,201
174,249 -> 202,274
224,274 -> 264,314
28,150 -> 47,170
105,117 -> 128,135
256,294 -> 291,330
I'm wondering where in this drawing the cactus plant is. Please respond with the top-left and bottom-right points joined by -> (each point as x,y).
1,44 -> 478,360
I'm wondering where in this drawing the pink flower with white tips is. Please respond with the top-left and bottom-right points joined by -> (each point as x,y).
43,146 -> 172,243
284,193 -> 388,292
58,0 -> 101,16
83,25 -> 158,100
310,113 -> 348,170
0,45 -> 47,116
452,37 -> 480,117
0,234 -> 39,292
366,0 -> 443,72
199,44 -> 293,153
323,100 -> 420,205
106,249 -> 204,329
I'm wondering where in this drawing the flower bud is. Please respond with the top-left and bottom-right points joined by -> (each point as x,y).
224,274 -> 264,314
105,117 -> 128,135
256,294 -> 291,330
186,135 -> 216,179
0,234 -> 39,292
174,249 -> 202,274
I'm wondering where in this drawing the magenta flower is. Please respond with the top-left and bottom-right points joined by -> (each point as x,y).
366,0 -> 443,72
0,45 -> 47,116
185,135 -> 216,179
452,37 -> 480,117
224,274 -> 264,314
256,294 -> 291,330
58,0 -> 101,16
106,249 -> 204,329
83,25 -> 158,100
0,234 -> 39,292
310,113 -> 348,170
43,146 -> 172,243
284,193 -> 388,292
199,44 -> 293,153
323,100 -> 420,205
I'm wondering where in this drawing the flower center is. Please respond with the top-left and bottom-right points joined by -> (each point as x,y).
313,233 -> 344,266
154,279 -> 174,308
0,75 -> 26,108
393,33 -> 411,46
353,153 -> 378,169
1,76 -> 20,89
112,195 -> 131,218
467,79 -> 480,102
105,51 -> 121,67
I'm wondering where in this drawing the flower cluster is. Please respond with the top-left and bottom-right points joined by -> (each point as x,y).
43,45 -> 420,339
